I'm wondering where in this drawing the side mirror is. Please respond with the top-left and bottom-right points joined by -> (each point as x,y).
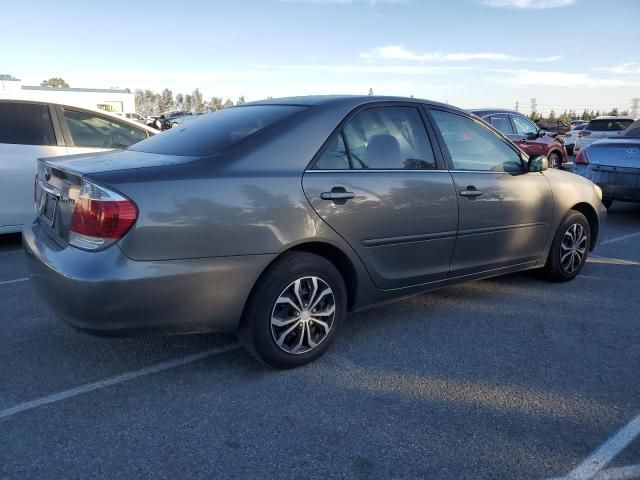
529,155 -> 549,172
537,129 -> 546,138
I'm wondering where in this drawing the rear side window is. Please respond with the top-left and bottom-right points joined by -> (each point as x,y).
588,119 -> 634,131
130,105 -> 306,156
62,109 -> 148,149
314,133 -> 350,170
625,128 -> 640,138
0,102 -> 56,146
487,114 -> 513,135
342,107 -> 436,170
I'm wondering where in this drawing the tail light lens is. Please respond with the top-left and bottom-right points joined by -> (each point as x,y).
69,179 -> 138,251
578,130 -> 591,137
574,148 -> 589,165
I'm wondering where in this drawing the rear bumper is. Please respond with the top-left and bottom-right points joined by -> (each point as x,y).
23,221 -> 275,335
574,165 -> 640,202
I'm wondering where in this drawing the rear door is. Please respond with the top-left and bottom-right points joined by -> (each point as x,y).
56,106 -> 150,155
0,102 -> 67,229
428,108 -> 553,276
302,104 -> 458,290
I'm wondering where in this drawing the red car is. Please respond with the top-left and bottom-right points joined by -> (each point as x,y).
470,109 -> 568,169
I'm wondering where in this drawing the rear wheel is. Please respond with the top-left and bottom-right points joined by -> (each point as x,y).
543,211 -> 591,282
241,252 -> 347,369
171,122 -> 179,128
548,152 -> 562,169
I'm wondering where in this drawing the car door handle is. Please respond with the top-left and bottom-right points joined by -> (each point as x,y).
459,188 -> 483,197
321,190 -> 355,201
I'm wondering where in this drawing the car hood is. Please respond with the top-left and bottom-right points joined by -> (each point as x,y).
40,149 -> 199,176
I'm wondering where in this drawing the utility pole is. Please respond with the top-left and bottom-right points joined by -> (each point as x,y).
530,98 -> 538,120
515,101 -> 519,112
631,98 -> 640,118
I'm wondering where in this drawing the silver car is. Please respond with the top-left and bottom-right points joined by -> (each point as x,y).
574,119 -> 640,208
574,116 -> 635,153
24,96 -> 606,368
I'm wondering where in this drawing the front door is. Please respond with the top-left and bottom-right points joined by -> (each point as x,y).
429,108 -> 553,277
302,105 -> 458,290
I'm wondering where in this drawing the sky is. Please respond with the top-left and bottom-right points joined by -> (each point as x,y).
1,0 -> 639,115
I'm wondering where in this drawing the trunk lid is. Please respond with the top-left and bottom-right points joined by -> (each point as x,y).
35,150 -> 197,245
588,139 -> 640,169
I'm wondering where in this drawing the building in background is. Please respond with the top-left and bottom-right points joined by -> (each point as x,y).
0,74 -> 135,113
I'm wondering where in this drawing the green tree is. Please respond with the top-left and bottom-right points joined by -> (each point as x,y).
209,97 -> 223,111
237,95 -> 246,105
549,110 -> 556,120
192,88 -> 204,112
159,88 -> 174,113
184,94 -> 193,112
40,77 -> 69,88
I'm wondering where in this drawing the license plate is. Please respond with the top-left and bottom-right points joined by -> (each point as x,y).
39,190 -> 59,227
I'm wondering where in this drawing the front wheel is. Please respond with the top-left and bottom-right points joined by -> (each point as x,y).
543,211 -> 591,282
241,252 -> 347,369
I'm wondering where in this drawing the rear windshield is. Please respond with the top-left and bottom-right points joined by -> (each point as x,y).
587,119 -> 634,131
130,105 -> 307,156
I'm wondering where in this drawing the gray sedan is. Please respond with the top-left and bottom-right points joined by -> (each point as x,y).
24,96 -> 606,368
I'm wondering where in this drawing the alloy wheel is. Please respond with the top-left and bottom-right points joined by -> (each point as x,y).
560,223 -> 587,274
270,276 -> 336,355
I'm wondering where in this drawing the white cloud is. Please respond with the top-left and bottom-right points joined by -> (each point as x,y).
484,69 -> 640,87
482,0 -> 575,9
360,45 -> 561,63
598,62 -> 640,75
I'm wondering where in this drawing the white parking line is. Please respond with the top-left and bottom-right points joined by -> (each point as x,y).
0,344 -> 239,420
566,413 -> 640,480
0,277 -> 29,286
602,232 -> 640,245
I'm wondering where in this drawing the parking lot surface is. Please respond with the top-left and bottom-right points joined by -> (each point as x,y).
1,202 -> 639,480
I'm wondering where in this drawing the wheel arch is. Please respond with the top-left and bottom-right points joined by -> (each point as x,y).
238,241 -> 360,329
571,202 -> 599,250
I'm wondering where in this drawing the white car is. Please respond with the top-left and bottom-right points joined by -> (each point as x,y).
574,116 -> 635,153
0,100 -> 156,234
562,122 -> 587,155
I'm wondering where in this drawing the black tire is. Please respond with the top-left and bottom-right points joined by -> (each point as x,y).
548,152 -> 562,169
240,251 -> 347,369
543,211 -> 591,282
602,197 -> 613,209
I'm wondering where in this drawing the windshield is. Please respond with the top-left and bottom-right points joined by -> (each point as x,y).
129,105 -> 307,156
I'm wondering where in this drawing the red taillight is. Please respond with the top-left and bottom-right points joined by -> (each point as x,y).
69,179 -> 137,251
578,130 -> 591,137
574,148 -> 589,165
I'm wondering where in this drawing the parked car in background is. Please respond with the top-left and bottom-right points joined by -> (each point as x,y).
563,123 -> 588,155
574,119 -> 640,209
25,96 -> 604,368
470,109 -> 568,169
0,99 -> 155,234
570,119 -> 587,128
535,118 -> 571,135
123,112 -> 147,124
574,116 -> 635,153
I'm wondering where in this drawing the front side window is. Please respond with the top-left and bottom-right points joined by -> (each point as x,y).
487,114 -> 513,135
63,109 -> 148,149
342,107 -> 436,170
431,110 -> 523,173
512,115 -> 538,135
0,102 -> 56,146
314,133 -> 350,169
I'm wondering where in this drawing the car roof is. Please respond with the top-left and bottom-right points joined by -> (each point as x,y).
244,94 -> 458,111
467,108 -> 523,117
591,116 -> 635,121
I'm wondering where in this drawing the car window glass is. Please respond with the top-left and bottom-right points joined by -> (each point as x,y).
0,102 -> 56,146
487,114 -> 513,135
63,109 -> 148,149
431,110 -> 523,173
625,128 -> 640,138
130,105 -> 306,156
314,133 -> 350,170
512,115 -> 538,135
342,107 -> 436,170
588,119 -> 634,131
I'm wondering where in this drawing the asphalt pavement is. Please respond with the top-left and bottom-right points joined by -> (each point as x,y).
1,201 -> 639,480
